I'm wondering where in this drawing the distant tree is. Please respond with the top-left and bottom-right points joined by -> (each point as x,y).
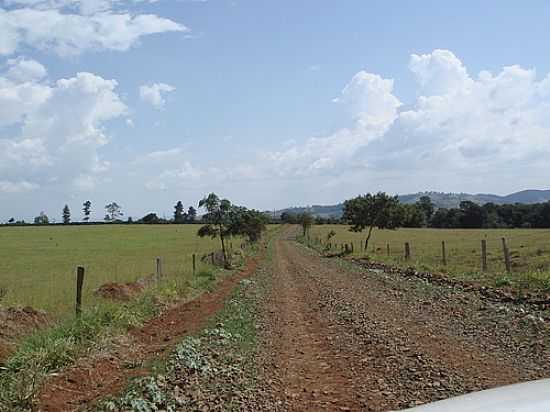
62,204 -> 71,224
343,192 -> 401,252
297,212 -> 314,237
174,201 -> 185,223
459,201 -> 486,228
416,196 -> 435,225
400,204 -> 424,228
228,207 -> 269,242
315,216 -> 326,225
105,202 -> 123,222
127,216 -> 134,224
82,200 -> 92,222
186,206 -> 197,223
141,212 -> 160,224
280,212 -> 297,224
34,211 -> 49,225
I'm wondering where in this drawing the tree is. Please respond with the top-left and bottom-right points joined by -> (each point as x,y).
186,206 -> 197,223
82,200 -> 92,222
62,204 -> 71,224
8,218 -> 14,224
141,213 -> 160,224
297,212 -> 314,237
416,196 -> 434,225
400,204 -> 424,228
280,212 -> 297,224
342,192 -> 400,252
174,201 -> 185,223
459,201 -> 486,228
34,211 -> 49,225
228,207 -> 268,242
105,202 -> 123,222
197,193 -> 232,267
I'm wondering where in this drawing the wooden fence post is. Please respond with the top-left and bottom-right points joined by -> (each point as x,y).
481,239 -> 488,272
441,241 -> 447,266
156,257 -> 162,283
501,238 -> 511,273
76,266 -> 85,317
387,243 -> 390,256
404,242 -> 411,261
192,253 -> 196,276
351,242 -> 354,253
211,253 -> 215,265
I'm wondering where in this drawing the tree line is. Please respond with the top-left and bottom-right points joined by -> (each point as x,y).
282,193 -> 550,230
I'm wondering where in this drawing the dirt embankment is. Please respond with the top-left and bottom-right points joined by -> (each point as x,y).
0,306 -> 50,361
37,257 -> 260,412
257,237 -> 548,411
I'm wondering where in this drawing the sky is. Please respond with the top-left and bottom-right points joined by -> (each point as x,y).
1,0 -> 550,221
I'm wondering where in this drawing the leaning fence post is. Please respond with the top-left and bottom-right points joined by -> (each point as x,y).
501,238 -> 511,273
192,253 -> 196,276
76,266 -> 85,317
441,241 -> 447,266
481,239 -> 488,272
404,242 -> 411,261
156,257 -> 162,283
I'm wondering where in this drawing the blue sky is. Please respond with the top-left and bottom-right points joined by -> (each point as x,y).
1,0 -> 550,221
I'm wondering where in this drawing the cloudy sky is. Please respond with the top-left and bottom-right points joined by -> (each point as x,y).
1,0 -> 550,221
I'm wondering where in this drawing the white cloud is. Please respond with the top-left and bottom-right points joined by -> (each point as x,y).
0,63 -> 128,193
0,180 -> 39,193
5,56 -> 47,82
250,49 -> 550,194
0,3 -> 187,56
139,82 -> 176,108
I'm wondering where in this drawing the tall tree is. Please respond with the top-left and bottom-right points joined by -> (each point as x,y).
34,212 -> 49,225
105,202 -> 123,222
82,200 -> 92,222
174,201 -> 185,223
186,206 -> 197,223
416,196 -> 435,225
197,193 -> 232,267
297,212 -> 314,237
343,192 -> 401,253
62,204 -> 71,225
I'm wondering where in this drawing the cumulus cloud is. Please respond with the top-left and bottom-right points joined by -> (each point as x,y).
0,63 -> 128,193
0,2 -> 187,56
252,49 -> 550,193
259,71 -> 401,178
139,82 -> 176,108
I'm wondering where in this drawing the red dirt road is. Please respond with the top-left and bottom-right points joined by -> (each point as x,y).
259,234 -> 548,411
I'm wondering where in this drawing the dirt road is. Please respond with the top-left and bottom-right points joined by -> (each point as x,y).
259,233 -> 549,411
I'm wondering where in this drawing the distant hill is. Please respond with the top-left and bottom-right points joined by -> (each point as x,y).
275,189 -> 550,218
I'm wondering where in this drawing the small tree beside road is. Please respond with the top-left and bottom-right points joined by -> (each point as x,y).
343,192 -> 401,253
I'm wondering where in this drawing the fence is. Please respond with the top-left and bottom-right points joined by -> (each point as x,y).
307,226 -> 550,278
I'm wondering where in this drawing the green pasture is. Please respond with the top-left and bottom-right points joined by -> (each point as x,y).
309,225 -> 550,291
0,224 -> 245,316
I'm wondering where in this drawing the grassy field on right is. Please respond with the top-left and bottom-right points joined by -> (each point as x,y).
309,225 -> 550,291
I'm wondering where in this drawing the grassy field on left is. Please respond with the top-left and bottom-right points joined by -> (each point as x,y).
0,224 -> 233,317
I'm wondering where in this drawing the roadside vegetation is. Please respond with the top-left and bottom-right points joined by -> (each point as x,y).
0,193 -> 273,411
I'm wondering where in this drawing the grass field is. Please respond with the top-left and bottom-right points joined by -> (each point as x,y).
0,224 -> 245,316
309,225 -> 550,291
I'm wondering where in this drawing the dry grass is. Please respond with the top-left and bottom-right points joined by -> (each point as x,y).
309,225 -> 550,291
